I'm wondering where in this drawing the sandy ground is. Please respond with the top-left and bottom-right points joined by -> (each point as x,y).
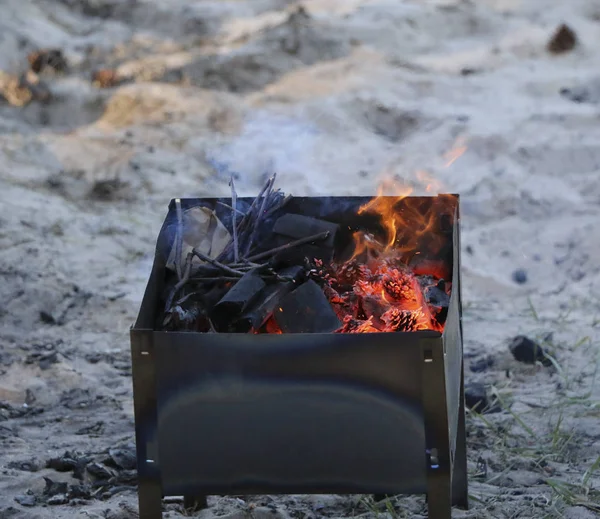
1,0 -> 600,517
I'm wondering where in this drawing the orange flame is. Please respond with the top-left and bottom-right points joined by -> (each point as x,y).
443,136 -> 467,168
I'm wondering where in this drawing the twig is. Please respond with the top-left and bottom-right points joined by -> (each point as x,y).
264,194 -> 293,219
164,252 -> 193,311
246,231 -> 330,262
230,176 -> 239,263
216,201 -> 245,216
216,175 -> 273,262
244,173 -> 276,256
174,198 -> 183,280
191,248 -> 245,276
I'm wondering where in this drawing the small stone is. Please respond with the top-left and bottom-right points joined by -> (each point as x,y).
7,459 -> 40,472
470,355 -> 495,373
92,69 -> 121,88
547,24 -> 577,54
464,382 -> 488,412
509,335 -> 553,367
15,495 -> 36,507
512,268 -> 528,284
47,494 -> 69,505
43,477 -> 68,497
27,49 -> 68,74
108,445 -> 137,470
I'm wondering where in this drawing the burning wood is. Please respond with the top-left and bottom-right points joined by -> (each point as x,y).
160,176 -> 455,334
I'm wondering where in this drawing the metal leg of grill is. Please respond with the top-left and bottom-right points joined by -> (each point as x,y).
452,366 -> 469,509
426,472 -> 452,519
137,480 -> 163,519
422,339 -> 452,519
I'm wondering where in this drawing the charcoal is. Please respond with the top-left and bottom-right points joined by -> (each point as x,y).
236,266 -> 305,332
274,280 -> 341,333
211,271 -> 266,331
509,335 -> 552,367
273,213 -> 338,248
423,280 -> 449,308
272,243 -> 330,265
270,214 -> 338,263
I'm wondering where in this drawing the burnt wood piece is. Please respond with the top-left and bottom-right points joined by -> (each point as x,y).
272,243 -> 329,266
211,271 -> 266,331
235,266 -> 305,332
273,279 -> 341,333
273,213 -> 339,249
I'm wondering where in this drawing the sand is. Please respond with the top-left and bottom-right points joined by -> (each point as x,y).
1,0 -> 599,517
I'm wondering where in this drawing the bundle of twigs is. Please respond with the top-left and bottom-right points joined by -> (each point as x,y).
163,174 -> 328,324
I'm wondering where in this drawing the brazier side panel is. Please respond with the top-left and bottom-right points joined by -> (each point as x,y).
442,203 -> 463,460
151,332 -> 435,496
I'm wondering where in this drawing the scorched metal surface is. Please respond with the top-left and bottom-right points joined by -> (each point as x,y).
130,195 -> 468,519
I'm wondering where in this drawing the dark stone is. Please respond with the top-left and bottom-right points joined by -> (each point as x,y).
86,462 -> 115,481
68,484 -> 91,500
43,477 -> 68,497
46,451 -> 90,479
509,335 -> 553,367
512,268 -> 528,284
107,444 -> 137,470
547,24 -> 577,54
464,382 -> 488,412
39,310 -> 56,324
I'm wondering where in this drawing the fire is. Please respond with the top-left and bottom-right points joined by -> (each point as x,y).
443,136 -> 467,168
324,179 -> 456,334
255,176 -> 457,335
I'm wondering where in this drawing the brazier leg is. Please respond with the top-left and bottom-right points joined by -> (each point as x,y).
138,480 -> 163,519
421,339 -> 452,519
452,365 -> 469,509
426,472 -> 452,519
184,495 -> 208,511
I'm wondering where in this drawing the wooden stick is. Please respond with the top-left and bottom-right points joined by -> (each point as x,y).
216,201 -> 245,216
264,194 -> 293,219
246,231 -> 330,262
230,176 -> 239,263
174,198 -> 183,280
216,175 -> 273,262
191,248 -> 245,276
164,252 -> 193,311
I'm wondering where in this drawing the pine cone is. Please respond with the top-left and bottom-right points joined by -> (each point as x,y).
382,270 -> 415,301
382,308 -> 420,332
335,261 -> 371,287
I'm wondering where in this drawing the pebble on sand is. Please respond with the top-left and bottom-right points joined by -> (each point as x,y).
512,268 -> 528,284
509,335 -> 553,367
